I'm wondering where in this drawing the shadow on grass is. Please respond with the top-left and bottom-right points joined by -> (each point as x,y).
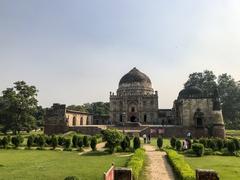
82,151 -> 110,157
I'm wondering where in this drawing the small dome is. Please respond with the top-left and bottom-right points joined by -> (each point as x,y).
119,67 -> 151,86
178,86 -> 203,99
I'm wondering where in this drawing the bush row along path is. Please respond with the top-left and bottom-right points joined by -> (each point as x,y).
143,144 -> 175,180
78,142 -> 106,155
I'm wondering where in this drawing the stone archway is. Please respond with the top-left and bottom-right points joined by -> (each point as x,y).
130,115 -> 137,122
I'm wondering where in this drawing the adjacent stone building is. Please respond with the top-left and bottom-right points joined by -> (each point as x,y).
110,67 -> 159,125
173,86 -> 225,137
44,103 -> 93,135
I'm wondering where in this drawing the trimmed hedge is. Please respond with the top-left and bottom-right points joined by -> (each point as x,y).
127,148 -> 145,180
165,149 -> 195,180
192,143 -> 204,157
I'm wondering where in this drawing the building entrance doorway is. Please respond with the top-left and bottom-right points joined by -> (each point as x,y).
130,116 -> 137,122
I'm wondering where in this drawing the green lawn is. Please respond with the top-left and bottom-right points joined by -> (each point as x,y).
185,156 -> 240,180
0,150 -> 130,180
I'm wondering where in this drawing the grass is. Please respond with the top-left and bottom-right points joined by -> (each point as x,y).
226,130 -> 240,138
185,155 -> 240,180
0,150 -> 130,180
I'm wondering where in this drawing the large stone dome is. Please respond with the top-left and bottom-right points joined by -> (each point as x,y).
119,67 -> 152,86
117,67 -> 154,96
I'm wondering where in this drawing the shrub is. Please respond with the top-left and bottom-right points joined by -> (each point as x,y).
102,129 -> 123,153
72,135 -> 79,148
125,136 -> 131,148
7,135 -> 11,144
45,136 -> 52,146
157,136 -> 163,149
27,135 -> 34,148
204,148 -> 214,155
216,138 -> 224,150
37,135 -> 46,149
127,148 -> 145,180
1,137 -> 9,148
232,138 -> 240,150
64,139 -> 71,149
192,143 -> 204,157
83,136 -> 89,147
121,138 -> 128,152
64,176 -> 79,180
133,137 -> 141,150
170,137 -> 177,148
209,140 -> 216,151
193,139 -> 199,144
90,136 -> 97,151
206,139 -> 212,148
165,149 -> 195,180
199,138 -> 207,147
51,135 -> 58,149
58,136 -> 64,146
175,140 -> 182,151
77,137 -> 84,151
227,141 -> 236,154
11,136 -> 22,148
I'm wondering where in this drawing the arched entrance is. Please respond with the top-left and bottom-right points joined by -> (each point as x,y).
130,116 -> 137,122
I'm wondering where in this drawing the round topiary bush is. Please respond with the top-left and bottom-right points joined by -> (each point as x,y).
216,138 -> 224,150
125,136 -> 131,148
1,137 -> 9,149
232,138 -> 240,150
227,141 -> 236,154
45,136 -> 52,146
157,136 -> 163,149
192,143 -> 205,157
170,137 -> 177,148
209,139 -> 217,151
37,135 -> 46,149
199,138 -> 207,147
133,137 -> 141,150
83,136 -> 89,147
58,136 -> 64,146
175,140 -> 182,151
51,135 -> 58,149
72,135 -> 79,148
11,136 -> 19,148
102,129 -> 123,154
64,139 -> 71,149
27,135 -> 34,149
90,136 -> 97,151
121,138 -> 128,152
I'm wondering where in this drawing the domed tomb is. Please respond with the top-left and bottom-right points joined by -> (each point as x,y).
178,86 -> 203,99
117,67 -> 154,96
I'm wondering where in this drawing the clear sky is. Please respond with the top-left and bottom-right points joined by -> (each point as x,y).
0,0 -> 240,108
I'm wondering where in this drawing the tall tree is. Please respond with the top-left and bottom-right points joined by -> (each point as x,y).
67,102 -> 110,116
0,81 -> 38,134
184,70 -> 217,94
218,74 -> 240,129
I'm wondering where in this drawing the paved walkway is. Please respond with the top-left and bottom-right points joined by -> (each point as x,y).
143,144 -> 175,180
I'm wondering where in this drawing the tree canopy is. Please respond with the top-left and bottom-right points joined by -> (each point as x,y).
0,81 -> 38,134
184,71 -> 240,129
67,102 -> 110,116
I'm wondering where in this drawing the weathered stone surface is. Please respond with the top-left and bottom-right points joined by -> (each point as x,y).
196,169 -> 220,180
